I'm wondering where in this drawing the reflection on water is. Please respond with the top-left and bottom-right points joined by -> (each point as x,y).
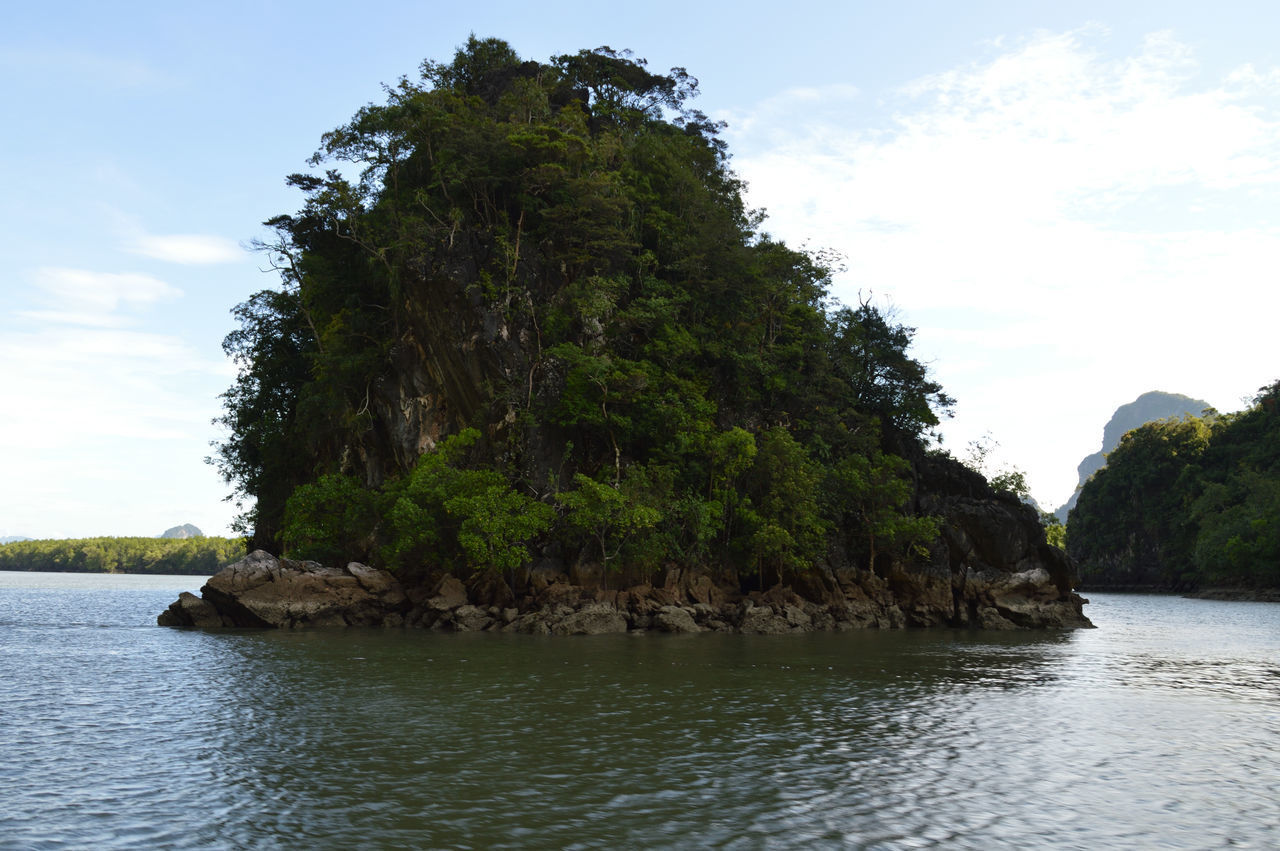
1,576 -> 1278,848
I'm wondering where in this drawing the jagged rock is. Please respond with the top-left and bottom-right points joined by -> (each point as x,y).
160,483 -> 1091,633
681,574 -> 726,607
526,559 -> 568,593
469,573 -> 516,608
654,605 -> 702,633
157,591 -> 227,628
1054,390 -> 1213,522
691,603 -> 719,621
539,582 -> 588,608
156,550 -> 408,628
975,606 -> 1019,629
783,604 -> 812,629
738,604 -> 793,635
348,561 -> 401,597
550,603 -> 628,635
912,452 -> 1092,629
428,575 -> 469,611
451,604 -> 494,632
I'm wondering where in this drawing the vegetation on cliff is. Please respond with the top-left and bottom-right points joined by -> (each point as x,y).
1068,380 -> 1280,589
0,536 -> 246,575
1052,390 -> 1211,523
210,37 -> 962,587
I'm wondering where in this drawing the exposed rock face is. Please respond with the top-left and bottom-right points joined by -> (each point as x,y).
161,514 -> 1091,631
551,603 -> 629,635
654,605 -> 702,633
907,452 -> 1092,629
160,592 -> 226,628
157,550 -> 408,628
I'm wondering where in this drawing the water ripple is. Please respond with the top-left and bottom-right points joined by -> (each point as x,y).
1,582 -> 1278,848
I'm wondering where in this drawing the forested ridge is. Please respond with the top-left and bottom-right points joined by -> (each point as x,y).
1068,380 -> 1280,590
0,536 -> 247,575
210,37 -> 984,590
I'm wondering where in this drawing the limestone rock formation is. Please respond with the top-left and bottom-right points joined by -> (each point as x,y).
911,452 -> 1091,629
158,550 -> 408,628
1054,390 -> 1212,522
161,451 -> 1092,631
160,505 -> 1090,631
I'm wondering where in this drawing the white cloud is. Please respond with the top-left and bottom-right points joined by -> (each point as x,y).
725,28 -> 1280,508
0,267 -> 235,537
128,232 -> 244,265
33,267 -> 180,315
0,317 -> 228,448
16,309 -> 131,328
101,209 -> 245,265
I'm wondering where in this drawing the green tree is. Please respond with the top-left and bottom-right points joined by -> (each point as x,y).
737,428 -> 828,585
380,429 -> 554,581
0,536 -> 246,575
556,471 -> 661,577
828,298 -> 954,448
1192,472 -> 1280,586
282,473 -> 380,565
208,288 -> 316,547
962,432 -> 1031,501
827,447 -> 939,571
1040,511 -> 1067,549
449,482 -> 555,581
1069,414 -> 1214,587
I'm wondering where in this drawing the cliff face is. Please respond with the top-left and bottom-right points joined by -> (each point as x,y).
908,453 -> 1088,628
353,284 -> 529,484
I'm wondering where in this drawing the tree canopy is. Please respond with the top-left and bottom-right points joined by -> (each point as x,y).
210,37 -> 954,585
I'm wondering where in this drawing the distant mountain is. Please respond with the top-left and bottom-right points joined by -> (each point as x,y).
1056,391 -> 1212,523
160,524 -> 204,539
1,536 -> 32,545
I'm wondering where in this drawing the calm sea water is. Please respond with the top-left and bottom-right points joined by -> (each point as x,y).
1,572 -> 1277,849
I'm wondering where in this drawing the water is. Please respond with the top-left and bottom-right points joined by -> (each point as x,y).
1,574 -> 1278,849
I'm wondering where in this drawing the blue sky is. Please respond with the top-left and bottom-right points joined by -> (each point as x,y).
3,1 -> 1279,538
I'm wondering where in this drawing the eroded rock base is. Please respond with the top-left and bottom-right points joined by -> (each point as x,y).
159,551 -> 1091,631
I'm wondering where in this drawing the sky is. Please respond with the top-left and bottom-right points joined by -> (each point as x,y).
3,1 -> 1278,539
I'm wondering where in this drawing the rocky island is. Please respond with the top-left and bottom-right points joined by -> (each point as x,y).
169,39 -> 1089,631
161,454 -> 1088,631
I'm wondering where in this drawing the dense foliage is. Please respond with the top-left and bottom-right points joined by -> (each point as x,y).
211,38 -> 954,585
1068,380 -> 1280,589
0,536 -> 246,575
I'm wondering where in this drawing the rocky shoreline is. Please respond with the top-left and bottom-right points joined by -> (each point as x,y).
158,549 -> 1091,633
160,458 -> 1096,633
